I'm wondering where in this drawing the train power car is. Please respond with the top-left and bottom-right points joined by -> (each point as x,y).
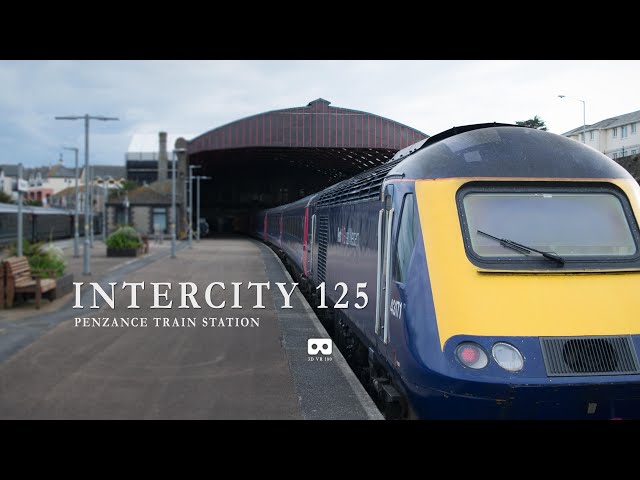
256,123 -> 640,419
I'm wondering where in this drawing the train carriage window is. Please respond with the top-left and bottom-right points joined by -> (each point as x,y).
394,193 -> 416,283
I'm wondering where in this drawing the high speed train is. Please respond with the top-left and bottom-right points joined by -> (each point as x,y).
255,123 -> 640,419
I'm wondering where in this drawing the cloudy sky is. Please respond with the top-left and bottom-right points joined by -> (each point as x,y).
1,60 -> 638,168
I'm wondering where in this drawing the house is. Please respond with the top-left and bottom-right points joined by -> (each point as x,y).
562,109 -> 640,159
25,159 -> 79,206
50,165 -> 125,209
106,180 -> 182,237
0,164 -> 19,200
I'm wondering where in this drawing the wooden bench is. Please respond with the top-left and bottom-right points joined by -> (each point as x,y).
4,256 -> 57,309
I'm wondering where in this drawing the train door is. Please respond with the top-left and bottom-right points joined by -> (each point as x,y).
375,184 -> 394,344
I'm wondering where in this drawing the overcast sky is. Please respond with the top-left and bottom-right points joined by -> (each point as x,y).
1,60 -> 638,168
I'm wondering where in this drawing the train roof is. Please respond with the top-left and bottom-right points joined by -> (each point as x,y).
268,124 -> 634,211
389,124 -> 633,180
0,203 -> 73,215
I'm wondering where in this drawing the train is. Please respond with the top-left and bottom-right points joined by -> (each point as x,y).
254,123 -> 640,419
0,203 -> 89,246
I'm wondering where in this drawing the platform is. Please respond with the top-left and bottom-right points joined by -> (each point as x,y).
0,237 -> 382,419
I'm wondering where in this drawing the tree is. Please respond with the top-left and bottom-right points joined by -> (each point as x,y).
0,190 -> 13,204
516,115 -> 547,131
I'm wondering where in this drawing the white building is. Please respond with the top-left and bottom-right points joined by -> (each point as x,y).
0,164 -> 19,200
562,109 -> 640,159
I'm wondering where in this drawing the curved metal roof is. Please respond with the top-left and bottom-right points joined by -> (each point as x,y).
188,98 -> 428,154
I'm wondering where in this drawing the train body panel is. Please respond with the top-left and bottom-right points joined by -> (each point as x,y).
255,125 -> 640,419
0,203 -> 86,245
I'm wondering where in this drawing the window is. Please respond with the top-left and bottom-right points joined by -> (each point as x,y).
633,123 -> 637,134
613,127 -> 618,138
621,125 -> 628,139
589,131 -> 594,141
393,193 -> 417,283
632,150 -> 637,156
613,153 -> 618,159
461,190 -> 636,261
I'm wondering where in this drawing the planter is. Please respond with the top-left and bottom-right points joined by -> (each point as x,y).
107,247 -> 139,257
54,272 -> 74,298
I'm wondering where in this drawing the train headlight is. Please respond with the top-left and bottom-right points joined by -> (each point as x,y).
492,343 -> 524,372
455,342 -> 488,369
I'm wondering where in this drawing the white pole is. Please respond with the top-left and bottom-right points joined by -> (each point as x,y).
17,163 -> 23,257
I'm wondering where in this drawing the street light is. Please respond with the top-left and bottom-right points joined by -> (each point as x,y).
123,192 -> 130,226
16,163 -> 24,257
55,114 -> 119,275
171,148 -> 186,258
89,165 -> 94,247
195,175 -> 211,241
103,176 -> 110,241
558,95 -> 586,144
188,165 -> 200,248
63,146 -> 80,258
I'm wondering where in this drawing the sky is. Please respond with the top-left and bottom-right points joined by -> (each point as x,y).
1,60 -> 638,168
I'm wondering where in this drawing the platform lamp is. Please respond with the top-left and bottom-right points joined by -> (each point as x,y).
558,95 -> 586,144
195,175 -> 211,241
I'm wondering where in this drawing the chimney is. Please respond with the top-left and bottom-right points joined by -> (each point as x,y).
158,131 -> 168,181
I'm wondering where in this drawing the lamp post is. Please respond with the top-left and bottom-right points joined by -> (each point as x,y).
17,163 -> 24,257
188,165 -> 200,248
195,175 -> 211,241
171,148 -> 186,258
558,95 -> 586,144
123,192 -> 130,226
55,114 -> 119,275
89,165 -> 94,247
63,146 -> 80,258
103,176 -> 109,241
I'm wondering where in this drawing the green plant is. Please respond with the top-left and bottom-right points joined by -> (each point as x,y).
106,226 -> 142,249
8,239 -> 66,278
29,254 -> 66,278
8,239 -> 44,258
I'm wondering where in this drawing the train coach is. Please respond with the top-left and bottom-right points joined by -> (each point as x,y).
0,203 -> 82,246
256,123 -> 640,420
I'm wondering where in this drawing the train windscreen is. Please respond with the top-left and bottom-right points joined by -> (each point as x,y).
463,191 -> 636,258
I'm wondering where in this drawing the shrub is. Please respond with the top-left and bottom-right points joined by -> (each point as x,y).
8,240 -> 66,278
29,253 -> 66,278
106,226 -> 142,249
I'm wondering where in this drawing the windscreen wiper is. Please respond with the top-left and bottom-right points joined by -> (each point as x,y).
477,230 -> 565,266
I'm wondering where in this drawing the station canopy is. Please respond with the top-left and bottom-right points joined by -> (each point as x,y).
184,98 -> 428,232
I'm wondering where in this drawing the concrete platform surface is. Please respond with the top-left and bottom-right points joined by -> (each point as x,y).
0,236 -> 382,420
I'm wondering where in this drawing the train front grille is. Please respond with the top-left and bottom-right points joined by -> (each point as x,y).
540,336 -> 640,376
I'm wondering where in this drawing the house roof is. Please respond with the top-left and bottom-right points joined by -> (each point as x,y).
46,164 -> 77,178
0,164 -> 20,176
107,184 -> 172,206
563,109 -> 640,135
53,185 -> 92,196
90,165 -> 126,180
